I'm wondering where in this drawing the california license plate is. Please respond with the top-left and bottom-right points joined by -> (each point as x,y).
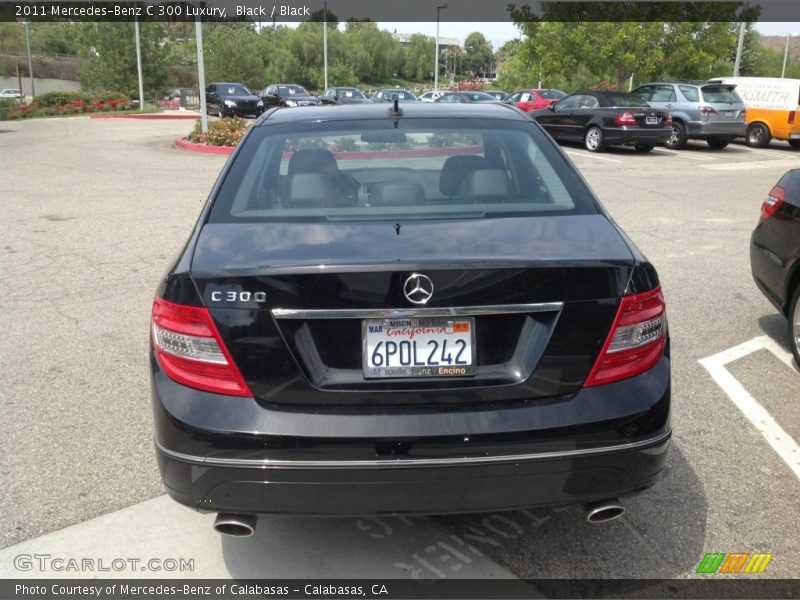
645,116 -> 658,125
363,318 -> 476,378
724,111 -> 735,118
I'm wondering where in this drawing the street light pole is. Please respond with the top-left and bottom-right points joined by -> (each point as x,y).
134,16 -> 145,111
23,20 -> 35,100
434,4 -> 447,92
195,11 -> 208,133
323,0 -> 328,90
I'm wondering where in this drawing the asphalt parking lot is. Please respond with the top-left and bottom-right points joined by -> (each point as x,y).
0,117 -> 798,580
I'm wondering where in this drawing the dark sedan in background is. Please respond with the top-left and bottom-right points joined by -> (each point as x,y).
205,82 -> 264,118
260,84 -> 321,108
150,103 -> 670,536
320,87 -> 370,105
485,90 -> 509,101
529,91 -> 673,153
750,169 -> 800,365
435,91 -> 499,104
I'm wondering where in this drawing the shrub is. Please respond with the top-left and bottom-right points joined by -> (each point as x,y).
189,117 -> 250,147
94,91 -> 130,104
0,98 -> 18,121
33,91 -> 91,108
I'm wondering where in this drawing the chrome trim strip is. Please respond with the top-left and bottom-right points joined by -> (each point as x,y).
271,302 -> 564,320
155,430 -> 671,470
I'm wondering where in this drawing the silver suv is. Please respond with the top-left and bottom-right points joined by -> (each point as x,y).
632,82 -> 746,149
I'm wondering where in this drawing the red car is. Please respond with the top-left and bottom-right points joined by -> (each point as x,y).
508,89 -> 568,112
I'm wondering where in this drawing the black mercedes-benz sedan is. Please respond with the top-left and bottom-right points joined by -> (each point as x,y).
205,82 -> 264,119
260,84 -> 321,108
529,91 -> 673,153
151,103 -> 671,535
750,169 -> 800,365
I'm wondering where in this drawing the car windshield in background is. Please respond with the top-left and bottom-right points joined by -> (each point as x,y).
279,85 -> 309,96
540,89 -> 567,100
601,93 -> 647,107
210,121 -> 597,223
382,91 -> 417,101
701,86 -> 742,104
338,89 -> 365,99
465,92 -> 496,101
221,85 -> 251,96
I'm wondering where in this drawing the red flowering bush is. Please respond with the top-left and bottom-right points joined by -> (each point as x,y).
8,92 -> 133,119
189,117 -> 251,147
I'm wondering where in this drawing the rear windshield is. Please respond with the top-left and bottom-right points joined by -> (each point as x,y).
220,84 -> 250,96
701,86 -> 742,104
208,119 -> 598,223
600,94 -> 647,107
465,92 -> 495,101
540,89 -> 567,100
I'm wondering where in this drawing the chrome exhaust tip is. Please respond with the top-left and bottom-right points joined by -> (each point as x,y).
214,513 -> 256,537
585,499 -> 625,524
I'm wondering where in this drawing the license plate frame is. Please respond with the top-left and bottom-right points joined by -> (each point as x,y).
645,116 -> 659,125
362,317 -> 477,379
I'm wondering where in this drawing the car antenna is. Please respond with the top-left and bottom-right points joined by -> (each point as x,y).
390,96 -> 403,118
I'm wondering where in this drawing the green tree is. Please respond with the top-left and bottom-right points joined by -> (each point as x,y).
204,24 -> 265,91
77,22 -> 176,97
463,32 -> 494,76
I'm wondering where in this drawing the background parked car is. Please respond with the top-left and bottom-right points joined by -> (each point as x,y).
435,91 -> 499,103
0,88 -> 24,101
371,89 -> 418,103
205,82 -> 263,118
508,89 -> 568,112
485,90 -> 509,101
750,169 -> 800,365
633,81 -> 746,149
529,91 -> 672,153
419,91 -> 446,103
319,87 -> 370,105
708,77 -> 800,148
260,84 -> 321,108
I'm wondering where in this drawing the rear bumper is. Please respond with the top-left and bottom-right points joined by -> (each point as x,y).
156,432 -> 670,515
750,224 -> 789,314
685,120 -> 746,138
604,128 -> 672,145
152,354 -> 671,515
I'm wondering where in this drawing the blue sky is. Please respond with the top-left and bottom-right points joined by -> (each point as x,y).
275,21 -> 800,50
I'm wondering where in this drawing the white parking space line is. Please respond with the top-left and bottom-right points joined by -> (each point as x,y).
0,496 -> 515,579
564,150 -> 623,164
654,148 -> 718,161
742,147 -> 793,158
699,336 -> 800,481
702,158 -> 800,171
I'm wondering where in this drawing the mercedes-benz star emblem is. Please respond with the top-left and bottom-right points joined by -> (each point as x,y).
403,273 -> 434,305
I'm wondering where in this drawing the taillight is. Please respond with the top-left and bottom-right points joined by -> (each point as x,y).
699,106 -> 717,119
664,114 -> 673,126
761,185 -> 785,219
789,111 -> 795,125
614,112 -> 637,126
151,297 -> 252,397
585,287 -> 667,387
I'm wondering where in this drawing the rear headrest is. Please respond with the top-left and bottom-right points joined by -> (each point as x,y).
369,182 -> 425,207
284,172 -> 328,207
439,155 -> 486,197
459,169 -> 510,202
287,149 -> 338,176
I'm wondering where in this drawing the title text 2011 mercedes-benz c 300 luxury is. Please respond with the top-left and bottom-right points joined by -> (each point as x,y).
151,103 -> 671,536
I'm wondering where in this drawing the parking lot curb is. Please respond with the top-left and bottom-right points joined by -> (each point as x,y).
92,113 -> 201,120
174,136 -> 235,155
